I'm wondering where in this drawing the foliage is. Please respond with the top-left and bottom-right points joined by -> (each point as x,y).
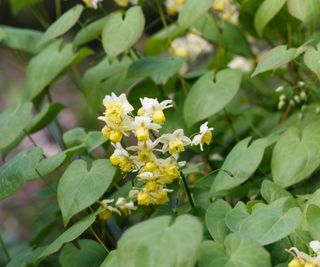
1,0 -> 320,266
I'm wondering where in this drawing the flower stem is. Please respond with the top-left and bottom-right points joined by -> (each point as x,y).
0,233 -> 11,262
180,171 -> 195,208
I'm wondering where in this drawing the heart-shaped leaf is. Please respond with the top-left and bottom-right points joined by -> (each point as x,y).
199,234 -> 271,267
114,215 -> 203,267
304,45 -> 320,79
210,137 -> 267,197
58,159 -> 116,225
205,200 -> 231,242
59,239 -> 106,267
272,122 -> 320,188
225,198 -> 302,245
102,6 -> 145,59
39,4 -> 83,46
184,69 -> 242,127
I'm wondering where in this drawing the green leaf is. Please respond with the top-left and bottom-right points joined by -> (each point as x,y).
27,103 -> 64,134
178,0 -> 214,29
39,5 -> 83,46
9,0 -> 42,13
225,198 -> 302,245
287,0 -> 320,27
6,247 -> 45,267
58,159 -> 116,225
184,69 -> 242,127
272,122 -> 320,188
63,128 -> 87,148
193,13 -> 221,43
261,180 -> 296,204
205,200 -> 232,242
102,6 -> 145,59
23,40 -> 77,101
39,213 -> 96,259
127,56 -> 185,84
199,234 -> 271,267
74,16 -> 108,47
100,250 -> 119,267
81,57 -> 135,114
0,102 -> 32,152
254,0 -> 287,36
304,45 -> 320,79
59,239 -> 107,267
0,25 -> 43,53
252,45 -> 306,77
36,152 -> 66,176
0,147 -> 43,199
306,204 -> 320,240
86,131 -> 106,152
210,137 -> 267,196
116,215 -> 203,267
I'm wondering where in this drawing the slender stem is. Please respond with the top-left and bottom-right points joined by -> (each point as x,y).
29,7 -> 50,29
156,0 -> 171,44
180,171 -> 195,208
55,0 -> 61,19
0,234 -> 11,262
89,227 -> 109,253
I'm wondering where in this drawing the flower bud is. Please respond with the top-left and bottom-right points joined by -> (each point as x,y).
110,130 -> 123,143
278,100 -> 285,110
136,127 -> 149,141
288,258 -> 304,267
279,94 -> 286,101
300,91 -> 307,100
275,86 -> 284,92
145,162 -> 157,172
152,110 -> 166,124
298,81 -> 305,87
294,95 -> 301,104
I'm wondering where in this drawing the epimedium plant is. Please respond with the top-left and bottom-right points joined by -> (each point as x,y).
2,0 -> 320,266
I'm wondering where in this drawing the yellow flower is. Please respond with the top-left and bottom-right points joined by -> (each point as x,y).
158,129 -> 191,158
83,0 -> 103,9
110,143 -> 133,172
99,199 -> 121,220
145,161 -> 157,172
165,0 -> 185,16
139,97 -> 173,124
192,122 -> 214,151
114,0 -> 129,6
131,116 -> 161,142
146,180 -> 157,192
99,210 -> 112,221
138,191 -> 151,205
110,129 -> 123,143
153,190 -> 169,205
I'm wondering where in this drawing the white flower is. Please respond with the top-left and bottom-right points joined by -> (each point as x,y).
192,122 -> 214,151
127,140 -> 159,163
227,56 -> 253,73
83,0 -> 103,9
110,143 -> 133,172
165,0 -> 185,16
115,197 -> 137,215
100,199 -> 121,215
102,93 -> 134,124
170,33 -> 213,62
158,129 -> 191,157
130,116 -> 161,141
139,97 -> 173,124
310,241 -> 320,255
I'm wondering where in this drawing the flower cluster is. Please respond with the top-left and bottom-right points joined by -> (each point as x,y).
212,0 -> 239,24
83,0 -> 137,9
98,93 -> 213,215
83,0 -> 103,9
287,240 -> 320,267
165,0 -> 185,16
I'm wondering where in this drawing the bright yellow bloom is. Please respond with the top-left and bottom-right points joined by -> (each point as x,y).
153,190 -> 169,205
83,0 -> 103,9
146,181 -> 157,192
192,122 -> 214,151
114,0 -> 129,6
131,116 -> 161,142
145,162 -> 157,172
110,129 -> 123,143
110,143 -> 133,172
138,191 -> 151,205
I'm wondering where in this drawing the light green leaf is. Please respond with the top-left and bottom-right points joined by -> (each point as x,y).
86,131 -> 106,152
23,40 -> 76,101
74,16 -> 109,47
116,215 -> 203,267
304,45 -> 320,79
39,5 -> 83,46
100,250 -> 119,267
6,247 -> 45,267
63,128 -> 87,148
184,69 -> 242,127
102,6 -> 145,59
0,25 -> 43,53
272,122 -> 320,188
226,198 -> 302,245
58,159 -> 116,225
0,102 -> 32,152
193,13 -> 221,43
27,103 -> 64,134
261,180 -> 296,204
36,152 -> 66,176
59,239 -> 107,267
0,147 -> 43,199
81,57 -> 135,114
254,0 -> 287,36
199,234 -> 271,267
306,204 -> 320,240
178,0 -> 214,28
127,56 -> 185,84
210,137 -> 267,196
287,0 -> 320,27
205,200 -> 231,242
252,45 -> 306,77
39,213 -> 96,259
